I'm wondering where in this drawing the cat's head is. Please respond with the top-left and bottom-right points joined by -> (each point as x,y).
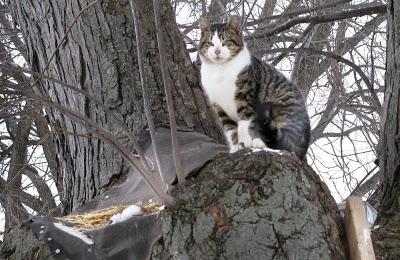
198,16 -> 244,64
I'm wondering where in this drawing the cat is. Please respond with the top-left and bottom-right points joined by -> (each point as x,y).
198,15 -> 311,160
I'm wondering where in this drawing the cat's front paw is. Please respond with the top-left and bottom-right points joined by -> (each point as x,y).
252,138 -> 266,148
229,143 -> 242,153
238,120 -> 266,148
238,120 -> 253,147
226,130 -> 243,153
241,137 -> 266,148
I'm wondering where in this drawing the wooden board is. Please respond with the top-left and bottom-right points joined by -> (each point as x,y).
344,196 -> 376,260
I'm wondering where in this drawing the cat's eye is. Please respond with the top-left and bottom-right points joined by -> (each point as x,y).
207,41 -> 214,46
223,41 -> 235,47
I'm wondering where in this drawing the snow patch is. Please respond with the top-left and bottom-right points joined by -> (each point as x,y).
54,222 -> 94,245
245,147 -> 285,155
111,205 -> 142,224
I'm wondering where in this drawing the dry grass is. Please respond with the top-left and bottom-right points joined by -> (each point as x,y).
141,201 -> 164,214
58,202 -> 163,230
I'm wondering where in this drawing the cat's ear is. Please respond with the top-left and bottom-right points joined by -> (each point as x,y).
199,16 -> 211,31
227,15 -> 242,32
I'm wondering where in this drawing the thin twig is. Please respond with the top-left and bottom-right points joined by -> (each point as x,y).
272,21 -> 316,66
152,0 -> 186,187
129,0 -> 167,189
264,47 -> 382,113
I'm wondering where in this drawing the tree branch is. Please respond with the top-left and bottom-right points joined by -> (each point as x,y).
248,4 -> 387,39
152,0 -> 186,187
246,0 -> 351,26
130,0 -> 167,190
264,47 -> 382,113
23,165 -> 56,211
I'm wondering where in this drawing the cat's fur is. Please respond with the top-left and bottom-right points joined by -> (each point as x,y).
199,15 -> 311,160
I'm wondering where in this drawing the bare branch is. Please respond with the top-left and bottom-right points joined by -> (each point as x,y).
265,47 -> 382,113
246,0 -> 351,26
3,114 -> 31,227
248,4 -> 386,39
152,0 -> 187,187
129,1 -> 167,190
23,165 -> 56,211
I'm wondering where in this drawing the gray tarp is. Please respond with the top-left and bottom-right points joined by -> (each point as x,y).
31,128 -> 226,260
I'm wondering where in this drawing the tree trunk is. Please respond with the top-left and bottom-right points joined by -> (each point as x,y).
10,0 -> 222,212
152,152 -> 346,259
372,0 -> 400,258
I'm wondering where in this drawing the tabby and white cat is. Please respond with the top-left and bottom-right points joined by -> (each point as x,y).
199,15 -> 311,160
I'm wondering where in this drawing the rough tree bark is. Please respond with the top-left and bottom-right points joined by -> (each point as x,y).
372,0 -> 400,258
10,0 -> 222,212
2,0 -> 346,259
152,152 -> 346,259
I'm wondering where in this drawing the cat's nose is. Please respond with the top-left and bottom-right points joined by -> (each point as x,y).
215,48 -> 221,55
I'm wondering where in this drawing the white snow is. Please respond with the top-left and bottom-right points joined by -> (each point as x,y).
54,222 -> 94,245
111,205 -> 142,224
365,202 -> 378,227
245,147 -> 285,155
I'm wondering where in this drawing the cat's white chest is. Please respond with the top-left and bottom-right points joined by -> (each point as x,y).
201,67 -> 239,121
200,48 -> 251,122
